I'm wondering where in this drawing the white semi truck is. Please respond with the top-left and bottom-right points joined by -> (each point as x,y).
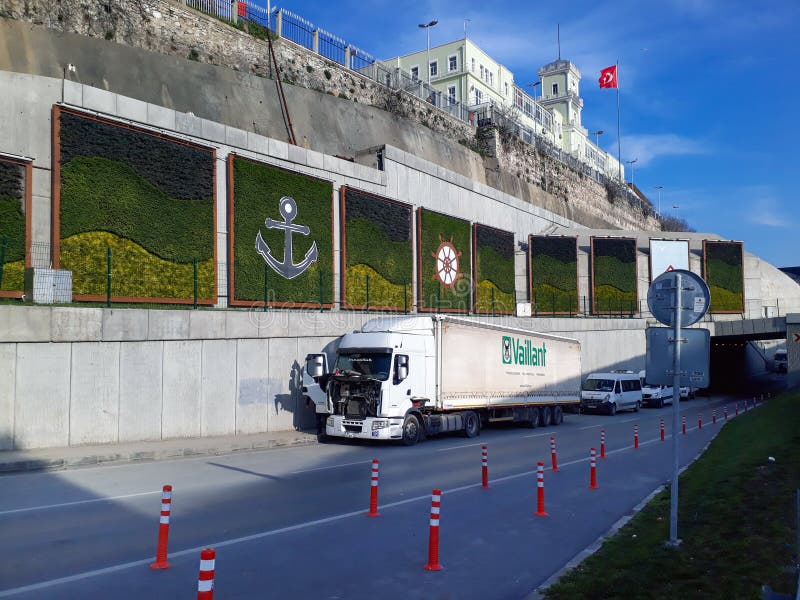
304,316 -> 581,445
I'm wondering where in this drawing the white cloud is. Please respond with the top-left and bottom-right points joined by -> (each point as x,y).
620,134 -> 709,166
750,196 -> 793,228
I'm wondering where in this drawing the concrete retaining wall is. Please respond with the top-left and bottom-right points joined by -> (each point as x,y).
0,305 -> 656,450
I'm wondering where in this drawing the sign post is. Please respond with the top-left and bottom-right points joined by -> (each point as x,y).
647,269 -> 710,548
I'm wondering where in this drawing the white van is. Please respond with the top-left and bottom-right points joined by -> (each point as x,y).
581,370 -> 642,415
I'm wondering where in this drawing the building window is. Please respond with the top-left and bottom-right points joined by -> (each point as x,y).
475,89 -> 483,104
479,64 -> 484,80
490,72 -> 494,86
447,85 -> 456,104
411,66 -> 419,81
429,60 -> 438,78
448,55 -> 457,72
505,82 -> 509,96
552,83 -> 558,96
471,58 -> 476,72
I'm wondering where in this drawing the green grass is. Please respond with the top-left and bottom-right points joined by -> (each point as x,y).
60,157 -> 213,262
344,217 -> 412,287
0,195 -> 25,264
475,244 -> 515,312
544,391 -> 800,599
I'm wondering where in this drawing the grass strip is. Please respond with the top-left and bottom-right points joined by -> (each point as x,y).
544,391 -> 800,599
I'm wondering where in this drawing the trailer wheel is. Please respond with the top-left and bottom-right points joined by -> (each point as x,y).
463,412 -> 480,438
523,407 -> 539,428
539,406 -> 553,427
402,414 -> 421,446
552,406 -> 563,425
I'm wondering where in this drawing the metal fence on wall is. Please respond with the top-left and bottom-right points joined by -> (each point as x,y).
3,242 -> 797,320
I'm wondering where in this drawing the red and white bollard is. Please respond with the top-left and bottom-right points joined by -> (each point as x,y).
197,548 -> 215,599
481,445 -> 489,489
423,490 -> 442,571
550,436 -> 559,472
535,461 -> 548,517
589,448 -> 598,489
724,407 -> 728,421
682,415 -> 686,435
150,485 -> 173,569
660,418 -> 665,442
698,414 -> 703,430
600,429 -> 606,460
634,424 -> 639,449
735,402 -> 739,416
367,459 -> 380,517
712,409 -> 717,425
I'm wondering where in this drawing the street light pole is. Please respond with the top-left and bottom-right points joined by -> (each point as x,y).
626,158 -> 638,187
419,19 -> 438,88
591,130 -> 604,147
655,185 -> 664,214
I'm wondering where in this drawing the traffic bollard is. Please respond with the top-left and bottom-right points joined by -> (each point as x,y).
535,461 -> 548,517
550,436 -> 559,472
682,415 -> 686,435
589,448 -> 598,489
481,445 -> 489,489
197,548 -> 215,599
600,429 -> 606,459
713,409 -> 716,425
150,485 -> 173,570
423,490 -> 442,571
367,459 -> 380,517
660,418 -> 665,442
634,424 -> 639,449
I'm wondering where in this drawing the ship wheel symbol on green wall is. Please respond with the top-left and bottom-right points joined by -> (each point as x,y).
431,235 -> 462,288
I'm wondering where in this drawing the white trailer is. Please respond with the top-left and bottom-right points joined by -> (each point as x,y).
305,316 -> 581,445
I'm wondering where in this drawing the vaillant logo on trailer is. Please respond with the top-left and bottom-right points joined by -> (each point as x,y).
501,336 -> 547,367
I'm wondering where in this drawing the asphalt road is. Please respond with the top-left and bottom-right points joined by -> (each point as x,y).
0,395 -> 760,599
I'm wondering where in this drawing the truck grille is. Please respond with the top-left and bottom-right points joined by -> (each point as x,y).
342,420 -> 363,433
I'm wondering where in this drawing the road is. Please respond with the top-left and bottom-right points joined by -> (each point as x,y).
0,395 -> 757,599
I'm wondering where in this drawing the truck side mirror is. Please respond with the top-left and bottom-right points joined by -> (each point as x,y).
305,354 -> 326,379
395,354 -> 409,384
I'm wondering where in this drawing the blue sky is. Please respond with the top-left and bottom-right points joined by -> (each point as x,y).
274,0 -> 799,267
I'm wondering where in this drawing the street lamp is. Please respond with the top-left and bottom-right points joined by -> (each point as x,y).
654,185 -> 664,214
672,205 -> 680,220
527,81 -> 541,100
419,19 -> 438,88
591,130 -> 604,147
625,158 -> 638,187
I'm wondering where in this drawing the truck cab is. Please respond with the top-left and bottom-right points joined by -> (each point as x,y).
307,317 -> 434,445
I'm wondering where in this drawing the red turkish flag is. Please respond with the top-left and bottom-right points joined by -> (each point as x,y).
599,65 -> 618,88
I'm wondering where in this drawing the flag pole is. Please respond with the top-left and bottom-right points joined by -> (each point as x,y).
616,61 -> 622,182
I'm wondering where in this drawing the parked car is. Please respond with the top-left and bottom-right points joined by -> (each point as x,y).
641,383 -> 674,408
679,386 -> 696,400
581,370 -> 642,415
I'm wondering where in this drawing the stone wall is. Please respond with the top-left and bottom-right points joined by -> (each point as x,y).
1,0 -> 660,231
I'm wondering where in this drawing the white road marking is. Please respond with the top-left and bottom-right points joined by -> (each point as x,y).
0,491 -> 161,517
520,430 -> 557,439
290,459 -> 374,474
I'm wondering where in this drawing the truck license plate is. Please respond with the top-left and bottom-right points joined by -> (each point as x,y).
345,432 -> 355,438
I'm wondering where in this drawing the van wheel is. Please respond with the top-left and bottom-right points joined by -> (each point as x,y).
657,398 -> 664,409
552,406 -> 564,425
634,401 -> 641,413
463,412 -> 480,438
402,414 -> 421,446
608,403 -> 617,416
539,406 -> 553,427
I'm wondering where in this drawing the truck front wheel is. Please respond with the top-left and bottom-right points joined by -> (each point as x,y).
463,412 -> 480,438
402,414 -> 421,446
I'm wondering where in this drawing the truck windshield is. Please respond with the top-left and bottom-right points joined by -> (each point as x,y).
334,352 -> 392,381
584,378 -> 615,392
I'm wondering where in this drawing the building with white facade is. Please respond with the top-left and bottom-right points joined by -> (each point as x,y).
383,39 -> 622,181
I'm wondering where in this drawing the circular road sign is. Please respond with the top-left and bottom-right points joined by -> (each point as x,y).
647,268 -> 710,327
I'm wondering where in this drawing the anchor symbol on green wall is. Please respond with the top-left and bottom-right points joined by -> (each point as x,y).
255,196 -> 318,280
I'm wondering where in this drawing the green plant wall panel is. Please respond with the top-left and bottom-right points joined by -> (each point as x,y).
58,110 -> 215,301
474,224 -> 515,314
530,236 -> 578,314
232,156 -> 333,306
0,160 -> 25,293
418,208 -> 471,312
704,241 -> 744,312
592,237 -> 638,314
342,188 -> 412,310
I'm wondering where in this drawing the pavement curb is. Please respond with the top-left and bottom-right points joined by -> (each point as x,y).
0,434 -> 319,475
